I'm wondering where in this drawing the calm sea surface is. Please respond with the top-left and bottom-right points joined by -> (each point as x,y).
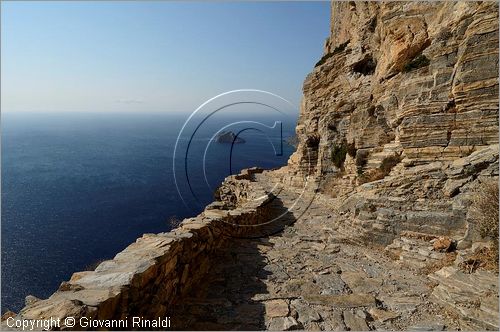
1,112 -> 296,312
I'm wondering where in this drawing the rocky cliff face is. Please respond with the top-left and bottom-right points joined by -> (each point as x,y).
284,1 -> 499,246
3,3 -> 498,330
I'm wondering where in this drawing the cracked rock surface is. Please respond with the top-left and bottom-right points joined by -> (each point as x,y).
171,173 -> 498,330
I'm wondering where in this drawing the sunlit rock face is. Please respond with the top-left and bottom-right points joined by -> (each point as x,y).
3,3 -> 499,331
287,1 -> 498,181
282,1 -> 498,244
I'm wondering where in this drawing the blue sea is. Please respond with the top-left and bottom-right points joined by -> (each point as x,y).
1,111 -> 296,312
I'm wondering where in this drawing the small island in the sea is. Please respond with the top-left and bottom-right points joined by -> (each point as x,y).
215,131 -> 245,144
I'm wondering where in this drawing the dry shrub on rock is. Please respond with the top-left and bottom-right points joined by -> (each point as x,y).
471,179 -> 499,266
358,155 -> 401,184
459,247 -> 498,274
358,168 -> 385,184
167,216 -> 183,229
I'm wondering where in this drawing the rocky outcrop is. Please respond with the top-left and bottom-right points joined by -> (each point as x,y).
429,266 -> 498,330
284,1 -> 499,246
3,2 -> 498,331
279,3 -> 499,329
215,131 -> 245,144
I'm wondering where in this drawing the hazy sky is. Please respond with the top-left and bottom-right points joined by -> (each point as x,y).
1,1 -> 330,113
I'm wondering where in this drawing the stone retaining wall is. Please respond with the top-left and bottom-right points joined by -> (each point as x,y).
5,168 -> 271,330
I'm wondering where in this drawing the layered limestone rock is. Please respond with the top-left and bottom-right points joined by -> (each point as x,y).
278,3 -> 499,329
2,2 -> 498,331
284,1 -> 499,245
290,1 -> 498,176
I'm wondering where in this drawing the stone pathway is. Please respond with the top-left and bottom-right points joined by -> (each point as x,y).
169,173 -> 475,330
